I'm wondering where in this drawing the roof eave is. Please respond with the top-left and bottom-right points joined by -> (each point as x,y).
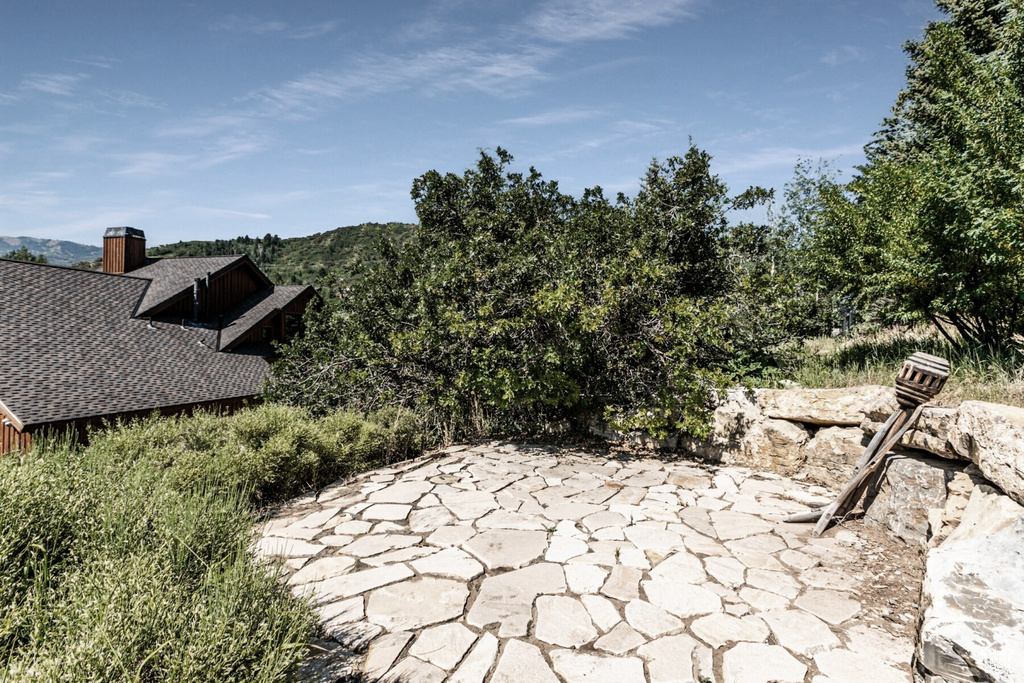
220,285 -> 315,352
0,398 -> 25,431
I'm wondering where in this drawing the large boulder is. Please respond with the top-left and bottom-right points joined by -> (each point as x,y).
800,426 -> 867,490
916,484 -> 1024,682
731,418 -> 810,475
863,454 -> 961,545
680,388 -> 761,462
861,407 -> 961,460
757,385 -> 894,426
949,401 -> 1024,506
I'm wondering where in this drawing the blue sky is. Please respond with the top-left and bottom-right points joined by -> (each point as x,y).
1,0 -> 940,247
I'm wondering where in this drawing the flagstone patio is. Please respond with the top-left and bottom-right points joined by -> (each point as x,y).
257,442 -> 920,683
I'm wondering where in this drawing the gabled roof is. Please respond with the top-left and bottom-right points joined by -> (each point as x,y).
0,259 -> 269,429
129,255 -> 272,317
219,285 -> 316,351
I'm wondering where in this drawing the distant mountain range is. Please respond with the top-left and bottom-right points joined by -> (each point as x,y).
0,235 -> 102,266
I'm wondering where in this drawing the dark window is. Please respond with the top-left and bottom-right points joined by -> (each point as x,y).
261,326 -> 271,341
284,313 -> 303,341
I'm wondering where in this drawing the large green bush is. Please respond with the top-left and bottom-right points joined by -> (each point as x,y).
268,146 -> 772,439
0,404 -> 426,681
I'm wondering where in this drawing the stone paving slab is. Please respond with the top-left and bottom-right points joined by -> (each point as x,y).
258,442 -> 917,682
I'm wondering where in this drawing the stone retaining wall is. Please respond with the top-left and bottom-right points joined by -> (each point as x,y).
668,386 -> 1024,683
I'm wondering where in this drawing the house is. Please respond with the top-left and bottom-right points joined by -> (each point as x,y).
0,227 -> 317,454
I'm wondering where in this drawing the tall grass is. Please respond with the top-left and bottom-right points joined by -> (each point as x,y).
783,327 -> 1024,407
0,404 -> 426,682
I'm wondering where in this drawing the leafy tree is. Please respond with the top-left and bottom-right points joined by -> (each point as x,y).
2,246 -> 47,264
268,147 -> 756,439
805,0 -> 1024,348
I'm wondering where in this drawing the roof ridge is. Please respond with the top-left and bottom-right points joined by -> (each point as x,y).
0,258 -> 141,279
143,254 -> 247,261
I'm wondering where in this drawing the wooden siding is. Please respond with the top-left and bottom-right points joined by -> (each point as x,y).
102,235 -> 146,274
233,288 -> 316,349
149,263 -> 266,321
0,395 -> 259,456
208,266 -> 264,315
1,421 -> 30,455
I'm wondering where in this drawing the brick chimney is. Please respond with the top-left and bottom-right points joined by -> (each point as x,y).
102,227 -> 146,274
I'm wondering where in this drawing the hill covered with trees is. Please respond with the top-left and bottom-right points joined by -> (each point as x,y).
147,222 -> 415,285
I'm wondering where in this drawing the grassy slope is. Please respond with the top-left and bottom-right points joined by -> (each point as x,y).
781,327 -> 1024,408
147,222 -> 415,286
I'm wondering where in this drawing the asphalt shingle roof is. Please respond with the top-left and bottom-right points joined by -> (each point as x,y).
129,255 -> 255,317
0,259 -> 270,428
219,285 -> 314,350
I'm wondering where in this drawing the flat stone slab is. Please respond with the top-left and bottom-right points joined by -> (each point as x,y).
463,529 -> 549,569
601,564 -> 642,601
721,642 -> 807,683
814,650 -> 909,683
550,649 -> 646,683
449,632 -> 498,683
261,443 -> 919,682
491,639 -> 559,683
638,634 -> 699,683
287,555 -> 356,585
690,612 -> 768,649
625,598 -> 683,638
760,609 -> 840,656
795,589 -> 861,626
467,563 -> 566,637
368,481 -> 433,504
595,622 -> 646,654
535,595 -> 598,647
309,564 -> 414,602
410,546 -> 484,581
408,622 -> 478,670
643,579 -> 722,618
365,577 -> 468,631
362,504 -> 412,521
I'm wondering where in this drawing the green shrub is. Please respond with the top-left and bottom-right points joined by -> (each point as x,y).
86,403 -> 426,505
0,403 -> 426,681
268,146 -> 772,440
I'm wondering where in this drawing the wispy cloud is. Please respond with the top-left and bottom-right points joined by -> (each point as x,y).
99,90 -> 164,109
821,45 -> 865,67
288,21 -> 338,39
715,143 -> 864,175
528,0 -> 697,43
20,72 -> 88,96
111,132 -> 269,177
111,152 -> 191,177
533,116 -> 678,162
185,206 -> 271,220
212,14 -> 288,35
69,55 -> 119,69
250,45 -> 553,117
824,82 -> 863,102
501,107 -> 602,126
212,14 -> 337,39
784,69 -> 813,83
158,115 -> 254,139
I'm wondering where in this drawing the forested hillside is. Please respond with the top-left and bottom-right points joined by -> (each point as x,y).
147,222 -> 415,285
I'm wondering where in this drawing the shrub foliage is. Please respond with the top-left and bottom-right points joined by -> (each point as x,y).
268,146 -> 777,439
